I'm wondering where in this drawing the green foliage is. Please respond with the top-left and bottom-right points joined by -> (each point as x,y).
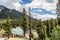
0,6 -> 60,40
6,15 -> 11,27
50,26 -> 60,40
21,8 -> 29,36
55,18 -> 58,26
50,19 -> 55,27
46,20 -> 51,37
5,15 -> 12,35
31,20 -> 37,29
45,37 -> 50,40
36,19 -> 46,40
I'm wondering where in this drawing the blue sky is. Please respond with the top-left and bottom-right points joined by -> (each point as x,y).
19,0 -> 57,15
20,0 -> 33,5
0,0 -> 58,20
20,0 -> 55,5
19,0 -> 57,20
19,0 -> 57,14
30,8 -> 56,15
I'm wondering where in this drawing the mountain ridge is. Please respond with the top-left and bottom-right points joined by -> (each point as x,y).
0,5 -> 37,21
0,5 -> 22,19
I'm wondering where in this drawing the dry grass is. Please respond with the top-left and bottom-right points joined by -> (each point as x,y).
0,37 -> 28,40
8,37 -> 28,40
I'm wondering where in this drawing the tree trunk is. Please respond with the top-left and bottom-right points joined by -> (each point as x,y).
24,30 -> 25,36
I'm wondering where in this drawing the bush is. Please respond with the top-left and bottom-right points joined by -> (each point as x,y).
51,25 -> 60,40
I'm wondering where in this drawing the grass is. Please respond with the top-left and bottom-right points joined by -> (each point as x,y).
0,19 -> 18,24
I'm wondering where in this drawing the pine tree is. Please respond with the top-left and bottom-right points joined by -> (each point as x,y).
21,8 -> 29,36
6,15 -> 11,38
0,24 -> 3,29
46,20 -> 51,37
36,19 -> 45,40
55,18 -> 58,27
51,25 -> 60,40
50,19 -> 55,32
51,19 -> 55,26
19,18 -> 22,27
31,20 -> 37,29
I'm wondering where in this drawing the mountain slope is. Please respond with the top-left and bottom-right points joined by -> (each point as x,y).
0,5 -> 22,19
0,5 -> 37,22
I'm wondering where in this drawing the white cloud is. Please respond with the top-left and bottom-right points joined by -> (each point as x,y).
25,0 -> 57,12
0,0 -> 58,20
12,2 -> 21,11
0,0 -> 57,12
0,0 -> 21,9
0,0 -> 58,11
31,13 -> 57,20
24,0 -> 58,20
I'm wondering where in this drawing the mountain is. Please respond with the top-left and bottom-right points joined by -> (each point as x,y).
0,5 -> 37,21
0,5 -> 22,19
